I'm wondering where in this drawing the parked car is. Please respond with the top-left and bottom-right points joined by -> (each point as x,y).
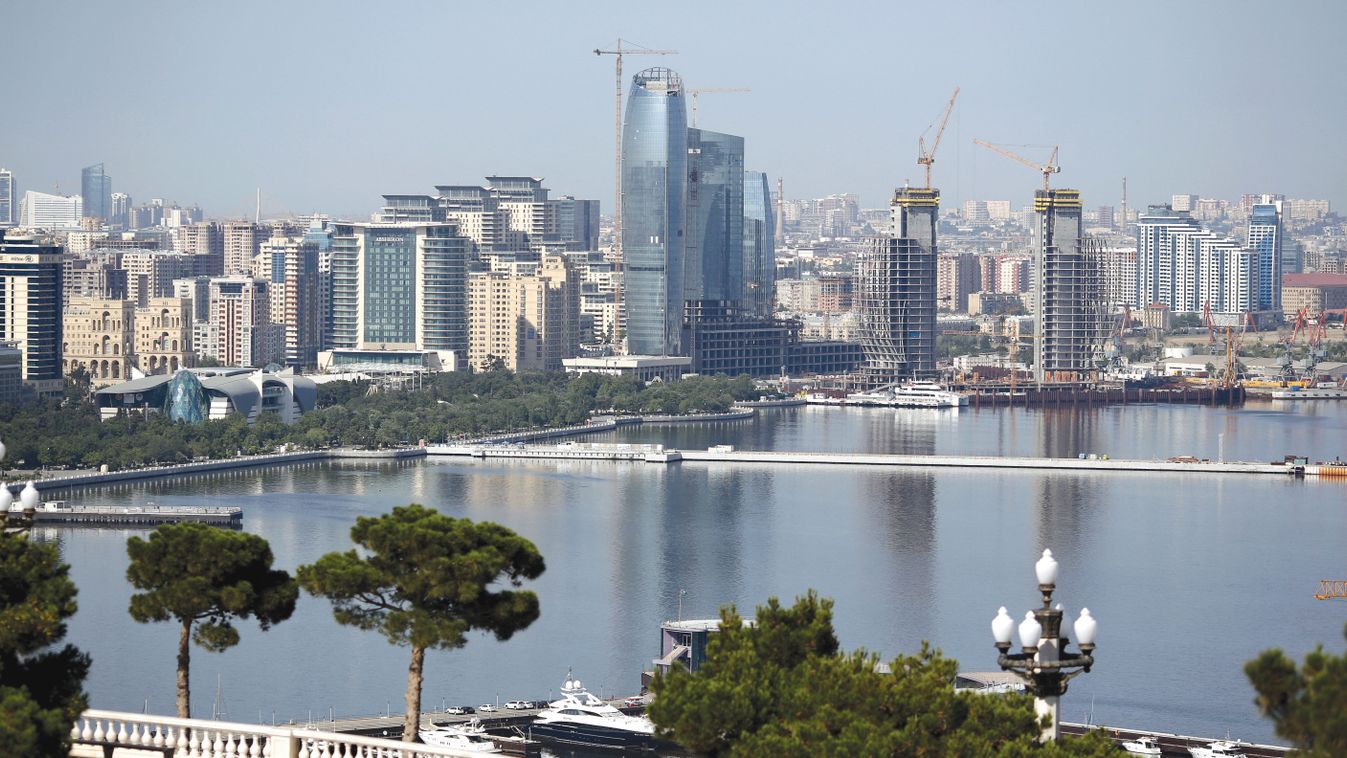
504,700 -> 530,710
623,696 -> 645,708
478,704 -> 497,712
531,700 -> 551,709
445,705 -> 473,715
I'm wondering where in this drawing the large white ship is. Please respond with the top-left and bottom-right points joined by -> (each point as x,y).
846,381 -> 968,408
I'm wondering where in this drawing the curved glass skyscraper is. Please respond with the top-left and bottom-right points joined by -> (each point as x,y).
622,67 -> 687,356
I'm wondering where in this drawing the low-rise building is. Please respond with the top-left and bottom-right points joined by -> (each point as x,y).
562,355 -> 692,383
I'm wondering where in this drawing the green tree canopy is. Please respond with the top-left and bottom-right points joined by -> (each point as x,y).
0,533 -> 89,757
298,504 -> 545,742
1245,622 -> 1347,757
650,592 -> 1117,757
126,523 -> 297,718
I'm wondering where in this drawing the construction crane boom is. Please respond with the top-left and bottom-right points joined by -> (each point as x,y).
594,39 -> 677,350
689,87 -> 750,128
972,139 -> 1061,191
917,86 -> 960,189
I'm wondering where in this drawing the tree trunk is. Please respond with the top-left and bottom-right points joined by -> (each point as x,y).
177,619 -> 192,718
403,645 -> 426,742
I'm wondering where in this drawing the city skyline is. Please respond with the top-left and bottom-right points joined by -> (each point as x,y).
4,1 -> 1345,218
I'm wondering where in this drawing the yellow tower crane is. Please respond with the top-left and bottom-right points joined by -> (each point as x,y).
972,139 -> 1061,191
917,86 -> 960,189
689,87 -> 750,128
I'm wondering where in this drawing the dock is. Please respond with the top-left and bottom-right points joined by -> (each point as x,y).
427,443 -> 1331,478
1061,722 -> 1288,757
30,503 -> 242,527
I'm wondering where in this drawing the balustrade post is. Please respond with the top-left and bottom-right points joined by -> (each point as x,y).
269,732 -> 301,758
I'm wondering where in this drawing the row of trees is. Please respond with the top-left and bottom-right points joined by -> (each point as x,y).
0,370 -> 761,471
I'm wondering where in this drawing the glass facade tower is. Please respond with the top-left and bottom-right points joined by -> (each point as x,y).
743,170 -> 776,317
81,163 -> 112,221
685,128 -> 745,305
1247,203 -> 1282,312
329,222 -> 469,362
622,67 -> 687,356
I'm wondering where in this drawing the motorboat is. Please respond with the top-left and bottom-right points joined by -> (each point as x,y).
1188,740 -> 1248,758
529,674 -> 657,751
419,718 -> 500,753
1121,735 -> 1162,756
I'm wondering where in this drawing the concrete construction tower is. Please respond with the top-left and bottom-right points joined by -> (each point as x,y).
1033,189 -> 1107,382
857,187 -> 938,387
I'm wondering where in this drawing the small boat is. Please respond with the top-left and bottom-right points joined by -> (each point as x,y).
1121,735 -> 1162,756
1188,740 -> 1248,758
419,718 -> 500,753
529,673 -> 657,751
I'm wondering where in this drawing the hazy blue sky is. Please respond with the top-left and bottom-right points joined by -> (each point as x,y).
4,1 -> 1344,219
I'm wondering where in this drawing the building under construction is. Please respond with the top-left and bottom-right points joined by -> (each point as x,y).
1032,188 -> 1111,382
857,187 -> 938,387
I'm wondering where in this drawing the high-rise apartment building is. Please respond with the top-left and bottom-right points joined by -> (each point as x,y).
223,222 -> 269,275
0,237 -> 64,394
1137,205 -> 1258,315
936,252 -> 980,312
857,188 -> 938,386
121,251 -> 196,307
743,171 -> 776,317
110,192 -> 132,230
208,277 -> 278,367
0,169 -> 13,227
256,235 -> 321,369
1033,189 -> 1106,381
81,163 -> 112,221
62,297 -> 135,385
1247,202 -> 1283,312
329,222 -> 470,365
467,254 -> 579,372
1171,194 -> 1198,213
19,191 -> 83,229
622,67 -> 688,356
173,222 -> 225,273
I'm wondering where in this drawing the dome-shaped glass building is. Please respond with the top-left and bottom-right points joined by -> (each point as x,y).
164,369 -> 209,423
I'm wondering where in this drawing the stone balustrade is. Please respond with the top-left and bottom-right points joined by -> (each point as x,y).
71,709 -> 485,758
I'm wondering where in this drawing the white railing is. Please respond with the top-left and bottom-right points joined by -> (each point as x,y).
71,710 -> 489,758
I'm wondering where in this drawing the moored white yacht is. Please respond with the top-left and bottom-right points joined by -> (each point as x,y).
529,674 -> 657,751
418,718 -> 500,753
847,381 -> 967,408
1187,739 -> 1248,758
1121,735 -> 1162,756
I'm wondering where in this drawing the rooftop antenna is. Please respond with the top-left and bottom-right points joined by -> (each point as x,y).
254,188 -> 260,224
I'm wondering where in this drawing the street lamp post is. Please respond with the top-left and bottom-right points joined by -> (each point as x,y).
0,441 -> 39,534
990,549 -> 1098,742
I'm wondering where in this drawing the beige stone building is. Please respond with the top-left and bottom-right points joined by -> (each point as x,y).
467,255 -> 579,372
62,297 -> 136,386
135,297 -> 195,375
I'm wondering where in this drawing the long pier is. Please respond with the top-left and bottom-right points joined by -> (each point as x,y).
31,503 -> 242,527
427,443 -> 1329,478
1061,722 -> 1287,757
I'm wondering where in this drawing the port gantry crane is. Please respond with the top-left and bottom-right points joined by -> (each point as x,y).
917,86 -> 960,189
688,87 -> 750,128
971,139 -> 1062,191
593,40 -> 677,261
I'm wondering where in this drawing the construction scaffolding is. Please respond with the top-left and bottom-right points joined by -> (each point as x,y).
857,188 -> 939,388
1033,189 -> 1111,382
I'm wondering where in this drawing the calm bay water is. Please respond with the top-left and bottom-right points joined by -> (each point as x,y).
50,400 -> 1347,745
